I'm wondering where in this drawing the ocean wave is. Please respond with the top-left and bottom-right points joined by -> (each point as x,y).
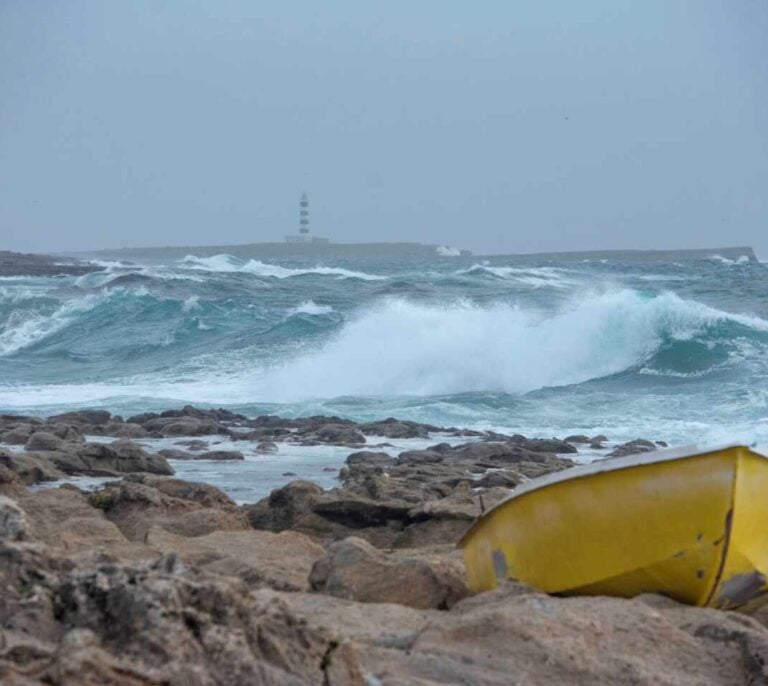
181,254 -> 385,280
287,300 -> 334,316
247,290 -> 768,400
0,293 -> 104,356
457,264 -> 577,288
709,254 -> 752,265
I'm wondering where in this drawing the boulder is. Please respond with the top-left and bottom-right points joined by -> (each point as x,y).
309,537 -> 469,609
46,440 -> 174,477
345,451 -> 397,468
305,424 -> 366,445
0,448 -> 66,485
24,431 -> 66,452
358,419 -> 431,439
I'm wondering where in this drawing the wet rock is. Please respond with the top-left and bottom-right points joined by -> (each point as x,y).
358,418 -> 432,439
283,471 -> 298,477
197,449 -> 244,461
256,440 -> 279,453
174,438 -> 209,450
309,537 -> 469,609
304,424 -> 366,445
606,439 -> 658,459
565,434 -> 590,444
143,416 -> 222,437
158,447 -> 196,460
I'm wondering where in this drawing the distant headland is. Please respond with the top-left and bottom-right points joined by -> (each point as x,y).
0,245 -> 759,277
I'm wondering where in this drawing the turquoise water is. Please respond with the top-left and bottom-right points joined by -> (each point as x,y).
2,250 -> 767,446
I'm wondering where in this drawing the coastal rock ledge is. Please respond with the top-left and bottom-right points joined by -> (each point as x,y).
0,407 -> 766,684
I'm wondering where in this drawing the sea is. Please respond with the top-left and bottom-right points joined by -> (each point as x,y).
1,249 -> 767,451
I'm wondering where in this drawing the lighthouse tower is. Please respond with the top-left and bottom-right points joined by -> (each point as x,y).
299,192 -> 309,235
284,192 -> 329,244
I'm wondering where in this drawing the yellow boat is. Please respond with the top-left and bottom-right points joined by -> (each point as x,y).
460,443 -> 768,611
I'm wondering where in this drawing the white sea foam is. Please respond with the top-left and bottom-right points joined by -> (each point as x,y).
458,264 -> 577,288
287,300 -> 334,316
709,254 -> 751,265
436,246 -> 461,257
244,290 -> 768,401
181,254 -> 384,280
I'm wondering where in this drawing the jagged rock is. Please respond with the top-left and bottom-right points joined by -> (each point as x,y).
90,476 -> 249,541
310,537 -> 469,609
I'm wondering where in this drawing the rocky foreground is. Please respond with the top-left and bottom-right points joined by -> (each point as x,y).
1,407 -> 767,684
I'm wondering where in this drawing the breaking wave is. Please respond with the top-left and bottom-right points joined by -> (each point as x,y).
250,290 -> 768,400
181,254 -> 385,280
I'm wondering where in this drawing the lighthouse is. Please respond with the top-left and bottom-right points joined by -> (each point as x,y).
299,192 -> 309,235
285,192 -> 330,244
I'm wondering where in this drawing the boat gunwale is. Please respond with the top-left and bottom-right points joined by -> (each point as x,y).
459,441 -> 768,547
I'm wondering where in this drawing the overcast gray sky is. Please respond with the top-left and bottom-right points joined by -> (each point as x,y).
1,1 -> 766,256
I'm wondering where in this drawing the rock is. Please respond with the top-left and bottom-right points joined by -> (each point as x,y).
46,440 -> 174,477
1,424 -> 34,444
146,527 -> 325,591
606,439 -> 658,459
18,487 -> 146,560
305,424 -> 366,445
197,449 -> 244,461
24,431 -> 66,452
47,560 -> 365,684
472,470 -> 521,489
143,416 -> 221,436
283,472 -> 298,477
175,438 -> 209,450
107,421 -> 148,439
90,476 -> 249,541
158,447 -> 196,460
564,434 -> 590,444
0,448 -> 66,485
591,434 -> 609,443
309,537 -> 469,609
48,410 -> 112,426
358,418 -> 431,439
0,496 -> 26,540
346,451 -> 397,468
256,440 -> 279,453
322,467 -> 337,473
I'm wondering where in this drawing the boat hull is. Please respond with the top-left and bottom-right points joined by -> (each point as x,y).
460,445 -> 768,611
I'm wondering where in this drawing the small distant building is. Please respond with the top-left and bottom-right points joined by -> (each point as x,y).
285,192 -> 330,244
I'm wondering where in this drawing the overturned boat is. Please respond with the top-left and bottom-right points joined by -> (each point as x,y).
460,443 -> 768,611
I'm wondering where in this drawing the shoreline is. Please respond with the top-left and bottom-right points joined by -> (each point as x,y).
5,407 -> 766,682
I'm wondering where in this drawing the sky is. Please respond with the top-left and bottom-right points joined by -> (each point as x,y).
1,1 -> 766,256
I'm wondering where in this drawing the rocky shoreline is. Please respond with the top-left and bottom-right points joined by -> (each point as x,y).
1,406 -> 767,684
